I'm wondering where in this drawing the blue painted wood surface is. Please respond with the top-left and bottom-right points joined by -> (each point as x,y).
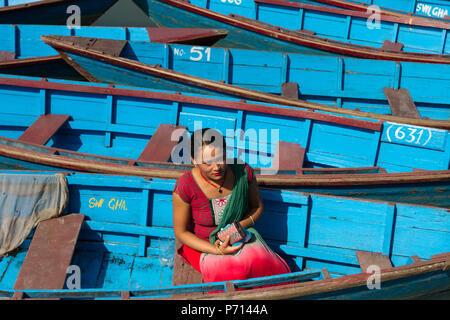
298,0 -> 450,20
0,170 -> 447,299
0,25 -> 152,59
41,35 -> 450,128
132,0 -> 450,55
116,40 -> 450,120
0,74 -> 449,173
0,25 -> 151,80
0,0 -> 118,25
0,74 -> 449,207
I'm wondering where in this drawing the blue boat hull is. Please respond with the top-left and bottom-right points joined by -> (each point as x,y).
1,153 -> 449,208
134,0 -> 331,54
4,25 -> 450,120
0,171 -> 448,299
0,0 -> 118,25
41,35 -> 450,129
132,0 -> 450,56
0,74 -> 449,207
302,0 -> 450,20
116,41 -> 450,121
298,269 -> 450,299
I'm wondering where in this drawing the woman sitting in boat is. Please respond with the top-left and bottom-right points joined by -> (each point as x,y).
172,128 -> 291,284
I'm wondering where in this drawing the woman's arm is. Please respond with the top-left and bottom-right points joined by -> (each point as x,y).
173,193 -> 242,255
239,173 -> 264,229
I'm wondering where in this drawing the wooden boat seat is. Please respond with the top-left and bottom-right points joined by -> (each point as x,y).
172,239 -> 206,297
383,88 -> 421,119
266,140 -> 305,174
382,40 -> 404,52
137,124 -> 187,163
356,251 -> 393,272
13,214 -> 84,294
0,51 -> 15,62
18,114 -> 70,145
281,82 -> 299,100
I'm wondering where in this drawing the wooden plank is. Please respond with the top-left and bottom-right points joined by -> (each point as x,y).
138,124 -> 187,162
281,82 -> 299,100
383,88 -> 421,119
321,268 -> 331,279
356,251 -> 393,272
18,114 -> 70,145
269,140 -> 305,173
0,51 -> 15,62
13,214 -> 85,290
146,27 -> 228,46
382,40 -> 404,52
172,239 -> 205,297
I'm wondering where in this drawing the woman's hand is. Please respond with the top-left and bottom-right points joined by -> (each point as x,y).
214,236 -> 243,255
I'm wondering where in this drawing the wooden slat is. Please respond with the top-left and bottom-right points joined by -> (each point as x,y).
13,214 -> 84,290
138,124 -> 187,162
382,40 -> 404,52
18,114 -> 70,145
172,239 -> 205,297
356,251 -> 393,272
0,51 -> 15,62
146,27 -> 228,46
383,88 -> 421,119
281,82 -> 299,100
321,268 -> 331,279
268,140 -> 305,173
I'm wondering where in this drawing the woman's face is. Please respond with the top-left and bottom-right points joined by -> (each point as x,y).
192,144 -> 227,182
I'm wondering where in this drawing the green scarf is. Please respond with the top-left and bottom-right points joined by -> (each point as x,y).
208,161 -> 261,244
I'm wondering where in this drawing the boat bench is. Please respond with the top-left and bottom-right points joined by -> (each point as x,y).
383,88 -> 421,119
130,123 -> 187,164
12,214 -> 85,300
356,251 -> 393,272
18,114 -> 70,145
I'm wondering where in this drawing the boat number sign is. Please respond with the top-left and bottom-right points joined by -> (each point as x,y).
173,46 -> 212,62
382,122 -> 447,151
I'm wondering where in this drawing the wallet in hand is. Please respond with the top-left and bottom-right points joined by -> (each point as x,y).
217,222 -> 247,245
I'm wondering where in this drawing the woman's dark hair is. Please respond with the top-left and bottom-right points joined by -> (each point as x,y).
189,128 -> 226,161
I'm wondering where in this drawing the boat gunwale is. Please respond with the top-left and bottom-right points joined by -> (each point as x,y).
253,0 -> 450,29
2,250 -> 448,300
310,0 -> 450,24
1,136 -> 450,188
187,253 -> 450,300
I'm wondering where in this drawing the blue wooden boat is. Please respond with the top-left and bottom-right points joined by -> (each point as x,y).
299,0 -> 450,20
41,35 -> 450,129
0,170 -> 448,299
41,35 -> 450,121
0,74 -> 449,207
130,0 -> 450,60
2,26 -> 450,121
0,0 -> 119,25
0,24 -> 227,80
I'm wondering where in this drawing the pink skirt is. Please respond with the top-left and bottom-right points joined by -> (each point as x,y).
199,238 -> 292,286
